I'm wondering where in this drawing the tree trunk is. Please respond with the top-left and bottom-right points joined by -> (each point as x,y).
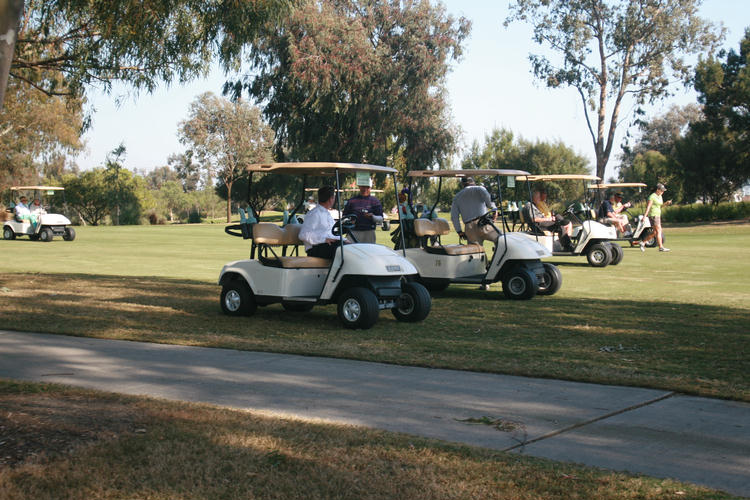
225,180 -> 233,222
0,0 -> 24,109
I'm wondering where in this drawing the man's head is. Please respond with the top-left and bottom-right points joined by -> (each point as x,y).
318,185 -> 336,207
614,192 -> 623,202
357,175 -> 372,196
460,176 -> 475,187
32,198 -> 41,205
19,196 -> 27,204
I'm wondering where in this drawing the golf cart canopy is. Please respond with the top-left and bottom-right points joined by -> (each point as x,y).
516,174 -> 601,182
11,186 -> 65,191
588,182 -> 647,189
247,162 -> 397,175
408,169 -> 531,178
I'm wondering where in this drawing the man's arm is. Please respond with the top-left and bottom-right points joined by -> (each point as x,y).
450,196 -> 463,234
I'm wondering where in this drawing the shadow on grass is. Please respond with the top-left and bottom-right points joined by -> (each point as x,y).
1,272 -> 748,400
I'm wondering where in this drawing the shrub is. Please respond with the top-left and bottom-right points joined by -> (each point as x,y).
187,210 -> 202,224
662,201 -> 749,223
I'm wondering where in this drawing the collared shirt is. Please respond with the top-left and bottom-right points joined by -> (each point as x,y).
299,204 -> 337,250
343,195 -> 383,230
14,202 -> 30,218
450,185 -> 496,233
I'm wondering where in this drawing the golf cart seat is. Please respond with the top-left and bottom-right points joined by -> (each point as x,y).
414,218 -> 484,255
253,223 -> 331,269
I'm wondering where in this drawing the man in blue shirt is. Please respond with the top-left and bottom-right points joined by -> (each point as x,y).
598,192 -> 627,234
343,176 -> 383,243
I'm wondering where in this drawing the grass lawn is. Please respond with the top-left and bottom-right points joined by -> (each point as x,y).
0,221 -> 748,401
0,380 -> 739,500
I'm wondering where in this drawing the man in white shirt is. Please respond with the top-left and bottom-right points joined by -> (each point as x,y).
14,196 -> 31,221
299,185 -> 347,259
450,177 -> 498,244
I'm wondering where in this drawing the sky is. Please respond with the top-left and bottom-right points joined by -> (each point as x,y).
75,0 -> 750,182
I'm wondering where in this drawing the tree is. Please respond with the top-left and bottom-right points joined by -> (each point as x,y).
5,0 -> 297,102
0,76 -> 84,190
178,92 -> 275,222
505,0 -> 722,180
0,0 -> 23,107
238,0 -> 470,170
63,169 -> 110,225
167,152 -> 202,192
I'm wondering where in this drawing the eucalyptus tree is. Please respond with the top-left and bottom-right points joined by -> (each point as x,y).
505,0 -> 722,180
1,0 -> 298,106
237,0 -> 470,171
178,92 -> 275,222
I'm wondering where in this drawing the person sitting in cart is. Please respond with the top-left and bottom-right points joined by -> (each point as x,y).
13,196 -> 30,221
526,188 -> 574,251
343,174 -> 383,243
450,176 -> 498,244
597,191 -> 629,235
31,198 -> 46,215
299,186 -> 349,259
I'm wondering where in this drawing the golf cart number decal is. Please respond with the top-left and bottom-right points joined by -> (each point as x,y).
386,265 -> 402,272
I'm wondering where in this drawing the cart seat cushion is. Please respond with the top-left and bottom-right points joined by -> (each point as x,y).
253,222 -> 302,246
277,256 -> 331,268
414,218 -> 451,237
424,243 -> 484,256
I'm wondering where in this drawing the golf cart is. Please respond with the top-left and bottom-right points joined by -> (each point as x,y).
219,162 -> 431,330
517,174 -> 623,267
587,182 -> 658,247
400,169 -> 560,300
3,186 -> 76,242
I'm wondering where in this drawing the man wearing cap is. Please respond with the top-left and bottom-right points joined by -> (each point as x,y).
450,176 -> 497,244
343,174 -> 383,244
597,191 -> 629,234
640,183 -> 671,252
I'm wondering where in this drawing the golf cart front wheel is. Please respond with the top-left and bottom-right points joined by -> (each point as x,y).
586,243 -> 611,267
502,267 -> 538,300
220,280 -> 257,317
537,263 -> 562,296
337,287 -> 379,329
39,227 -> 53,242
608,242 -> 624,265
3,226 -> 14,240
392,282 -> 431,323
63,227 -> 76,241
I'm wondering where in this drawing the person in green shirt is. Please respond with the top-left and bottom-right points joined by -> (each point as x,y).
640,183 -> 672,252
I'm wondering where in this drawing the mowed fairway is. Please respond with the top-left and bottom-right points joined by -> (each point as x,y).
1,221 -> 748,401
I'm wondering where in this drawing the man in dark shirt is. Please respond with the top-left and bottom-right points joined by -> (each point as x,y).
598,192 -> 627,233
343,176 -> 383,243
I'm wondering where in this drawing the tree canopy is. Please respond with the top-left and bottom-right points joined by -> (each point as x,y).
237,0 -> 470,170
505,0 -> 722,180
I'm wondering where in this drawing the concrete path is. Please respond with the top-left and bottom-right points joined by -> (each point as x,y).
1,330 -> 748,497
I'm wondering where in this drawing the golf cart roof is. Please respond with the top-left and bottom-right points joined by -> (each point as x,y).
11,186 -> 65,191
517,174 -> 601,182
407,168 -> 531,178
247,162 -> 396,175
587,182 -> 647,189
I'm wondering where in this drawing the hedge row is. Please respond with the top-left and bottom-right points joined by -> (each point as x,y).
662,201 -> 750,223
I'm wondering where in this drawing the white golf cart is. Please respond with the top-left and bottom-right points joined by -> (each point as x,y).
399,169 -> 560,300
3,186 -> 76,242
587,182 -> 658,247
219,162 -> 431,330
517,174 -> 622,267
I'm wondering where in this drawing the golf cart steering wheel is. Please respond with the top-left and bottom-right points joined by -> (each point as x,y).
331,214 -> 358,241
468,208 -> 498,226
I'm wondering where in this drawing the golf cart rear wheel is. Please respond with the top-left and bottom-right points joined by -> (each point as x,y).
337,287 -> 379,329
220,280 -> 257,317
39,227 -> 53,242
537,263 -> 562,296
608,242 -> 624,265
3,226 -> 14,240
502,267 -> 538,300
392,282 -> 431,323
586,243 -> 611,267
63,227 -> 76,241
645,233 -> 662,248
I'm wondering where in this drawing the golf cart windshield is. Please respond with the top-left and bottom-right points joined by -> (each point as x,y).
9,186 -> 66,211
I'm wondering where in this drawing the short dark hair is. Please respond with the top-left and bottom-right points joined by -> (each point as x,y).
318,185 -> 335,204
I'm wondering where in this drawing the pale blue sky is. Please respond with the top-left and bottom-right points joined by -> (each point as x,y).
75,0 -> 750,182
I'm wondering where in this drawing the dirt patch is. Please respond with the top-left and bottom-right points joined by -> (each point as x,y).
0,392 -> 146,467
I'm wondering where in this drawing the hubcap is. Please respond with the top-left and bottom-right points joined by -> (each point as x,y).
224,290 -> 242,312
397,293 -> 415,315
342,298 -> 362,322
508,276 -> 526,295
539,272 -> 551,290
593,250 -> 605,263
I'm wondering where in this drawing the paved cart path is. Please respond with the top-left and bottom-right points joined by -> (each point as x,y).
1,330 -> 748,497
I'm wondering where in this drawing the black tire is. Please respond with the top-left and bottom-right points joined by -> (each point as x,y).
537,263 -> 562,296
608,242 -> 624,265
645,233 -> 664,248
392,282 -> 431,323
502,266 -> 538,300
39,227 -> 53,242
220,280 -> 257,317
282,302 -> 315,312
418,277 -> 451,293
382,221 -> 390,231
3,226 -> 14,240
63,227 -> 76,241
337,287 -> 379,329
586,242 -> 611,267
